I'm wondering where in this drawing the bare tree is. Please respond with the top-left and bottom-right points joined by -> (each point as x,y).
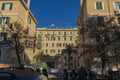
80,16 -> 120,74
2,21 -> 36,66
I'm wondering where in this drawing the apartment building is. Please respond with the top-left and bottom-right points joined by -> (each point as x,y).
77,0 -> 120,68
36,27 -> 78,68
0,0 -> 37,65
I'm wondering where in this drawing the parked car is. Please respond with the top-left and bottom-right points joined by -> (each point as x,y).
48,68 -> 64,74
0,63 -> 42,80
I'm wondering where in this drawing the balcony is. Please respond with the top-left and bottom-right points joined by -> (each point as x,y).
114,9 -> 120,15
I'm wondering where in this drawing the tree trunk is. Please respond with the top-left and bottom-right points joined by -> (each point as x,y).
15,37 -> 21,66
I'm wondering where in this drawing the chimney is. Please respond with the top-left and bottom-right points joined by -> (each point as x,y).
27,0 -> 30,8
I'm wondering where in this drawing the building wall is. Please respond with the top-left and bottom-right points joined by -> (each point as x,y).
77,0 -> 120,68
36,28 -> 78,56
0,0 -> 37,65
36,28 -> 78,68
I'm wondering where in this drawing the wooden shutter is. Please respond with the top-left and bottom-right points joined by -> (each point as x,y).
0,17 -> 2,24
7,17 -> 10,24
10,3 -> 13,10
1,3 -> 5,10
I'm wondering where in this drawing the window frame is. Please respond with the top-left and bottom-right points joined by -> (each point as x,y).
114,2 -> 120,10
117,16 -> 120,24
95,2 -> 104,10
1,3 -> 13,10
0,17 -> 10,25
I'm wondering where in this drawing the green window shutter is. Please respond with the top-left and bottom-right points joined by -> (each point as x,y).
1,3 -> 5,10
0,17 -> 2,24
7,17 -> 10,24
10,3 -> 13,10
96,2 -> 102,9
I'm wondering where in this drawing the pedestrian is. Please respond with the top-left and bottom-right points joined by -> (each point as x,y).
88,69 -> 96,80
63,69 -> 68,80
43,68 -> 48,77
78,66 -> 88,80
70,69 -> 77,80
108,69 -> 117,80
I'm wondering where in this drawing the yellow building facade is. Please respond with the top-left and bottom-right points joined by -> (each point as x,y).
0,0 -> 37,65
77,0 -> 120,68
36,27 -> 78,68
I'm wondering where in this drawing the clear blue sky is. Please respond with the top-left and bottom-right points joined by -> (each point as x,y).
27,0 -> 80,28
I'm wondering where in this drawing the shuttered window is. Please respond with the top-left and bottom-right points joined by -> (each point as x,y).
0,17 -> 10,25
96,2 -> 103,10
1,3 -> 13,10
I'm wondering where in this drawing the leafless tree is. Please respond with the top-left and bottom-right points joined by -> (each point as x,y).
2,21 -> 36,66
80,16 -> 120,73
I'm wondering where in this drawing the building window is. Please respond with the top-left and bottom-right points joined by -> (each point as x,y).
64,56 -> 67,60
95,2 -> 104,10
57,43 -> 61,47
46,43 -> 48,47
50,49 -> 55,53
71,56 -> 73,60
46,37 -> 50,41
45,49 -> 48,54
69,43 -> 73,46
63,43 -> 65,47
115,2 -> 120,10
70,32 -> 73,36
1,3 -> 13,10
27,16 -> 31,24
51,32 -> 55,36
38,37 -> 42,41
3,17 -> 10,24
38,34 -> 42,37
97,16 -> 105,24
38,34 -> 42,41
63,43 -> 67,47
58,32 -> 60,36
58,49 -> 60,53
117,17 -> 120,24
70,36 -> 73,41
76,32 -> 79,36
39,32 -> 43,34
58,36 -> 60,41
0,17 -> 10,24
64,32 -> 66,36
45,32 -> 50,41
52,43 -> 54,47
51,36 -> 55,41
64,37 -> 67,41
25,27 -> 29,34
37,43 -> 42,49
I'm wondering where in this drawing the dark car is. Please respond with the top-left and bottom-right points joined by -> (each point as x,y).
0,64 -> 42,80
